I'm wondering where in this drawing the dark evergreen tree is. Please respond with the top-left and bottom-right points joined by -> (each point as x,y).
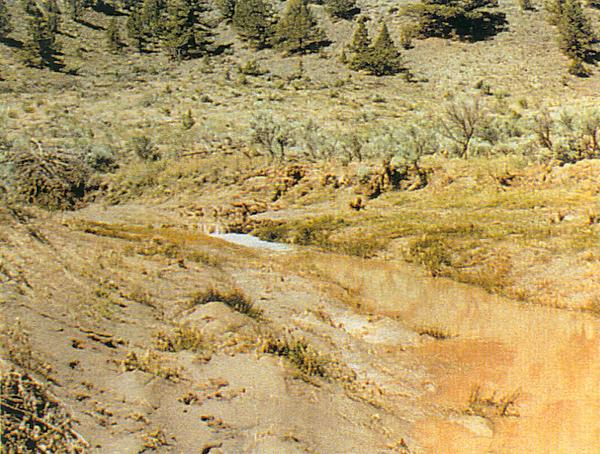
365,23 -> 403,75
44,0 -> 61,35
141,0 -> 165,40
557,0 -> 594,61
22,0 -> 63,69
127,2 -> 147,51
162,0 -> 196,60
347,18 -> 371,71
406,0 -> 507,41
325,0 -> 357,19
232,0 -> 273,48
273,0 -> 326,54
0,0 -> 12,38
346,20 -> 404,76
22,0 -> 40,16
106,17 -> 123,52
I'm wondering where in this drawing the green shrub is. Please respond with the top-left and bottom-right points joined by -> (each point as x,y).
85,144 -> 118,173
181,109 -> 195,130
239,58 -> 266,76
567,59 -> 590,77
0,0 -> 13,38
216,0 -> 236,20
518,0 -> 535,10
129,135 -> 160,161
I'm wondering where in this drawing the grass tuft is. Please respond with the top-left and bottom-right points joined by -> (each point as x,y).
0,319 -> 53,379
417,325 -> 455,340
154,325 -> 203,352
258,334 -> 328,377
406,235 -> 452,277
121,350 -> 181,382
191,286 -> 263,319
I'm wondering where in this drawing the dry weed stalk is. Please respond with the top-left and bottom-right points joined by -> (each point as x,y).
0,366 -> 89,452
2,140 -> 88,210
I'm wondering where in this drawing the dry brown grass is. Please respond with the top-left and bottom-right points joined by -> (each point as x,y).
121,350 -> 181,382
466,385 -> 521,418
154,325 -> 203,353
0,319 -> 53,379
417,325 -> 456,340
258,333 -> 329,378
141,428 -> 169,450
0,367 -> 89,452
191,286 -> 263,319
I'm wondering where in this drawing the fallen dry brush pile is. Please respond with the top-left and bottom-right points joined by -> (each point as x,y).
0,366 -> 89,453
0,140 -> 89,210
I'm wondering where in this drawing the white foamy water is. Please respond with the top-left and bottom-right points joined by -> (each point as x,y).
211,233 -> 292,252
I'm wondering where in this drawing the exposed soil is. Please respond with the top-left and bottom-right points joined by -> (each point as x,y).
1,200 -> 598,453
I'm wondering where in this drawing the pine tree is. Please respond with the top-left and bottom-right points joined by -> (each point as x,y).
366,23 -> 403,76
232,0 -> 273,48
162,0 -> 196,60
22,0 -> 63,69
347,18 -> 371,71
407,0 -> 506,41
325,0 -> 357,19
0,0 -> 13,38
106,17 -> 122,52
273,0 -> 326,54
557,0 -> 594,61
346,20 -> 404,76
141,0 -> 165,41
44,0 -> 61,35
127,3 -> 147,51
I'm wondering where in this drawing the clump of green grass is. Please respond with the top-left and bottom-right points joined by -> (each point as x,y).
154,325 -> 203,352
450,252 -> 513,295
137,240 -> 220,267
253,216 -> 385,258
331,235 -> 387,258
253,215 -> 344,246
406,235 -> 452,277
190,286 -> 263,319
258,334 -> 328,377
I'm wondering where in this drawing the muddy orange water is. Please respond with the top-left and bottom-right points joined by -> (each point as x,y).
297,252 -> 599,453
